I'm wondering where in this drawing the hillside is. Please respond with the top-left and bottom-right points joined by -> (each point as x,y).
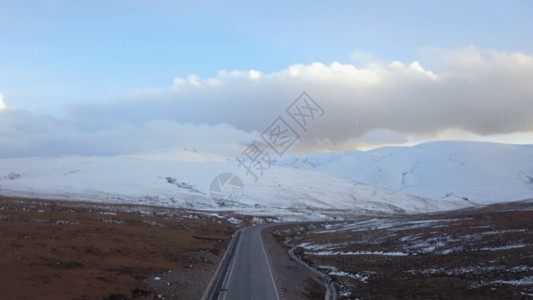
0,150 -> 471,218
277,141 -> 533,204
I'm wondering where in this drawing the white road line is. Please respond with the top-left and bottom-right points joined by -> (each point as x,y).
220,232 -> 243,300
259,228 -> 281,300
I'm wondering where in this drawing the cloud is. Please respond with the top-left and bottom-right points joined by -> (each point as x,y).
0,94 -> 5,109
0,106 -> 257,158
1,46 -> 533,158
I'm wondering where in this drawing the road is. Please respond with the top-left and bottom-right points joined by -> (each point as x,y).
218,225 -> 280,300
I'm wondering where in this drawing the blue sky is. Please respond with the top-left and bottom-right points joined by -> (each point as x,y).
0,1 -> 532,157
1,0 -> 531,112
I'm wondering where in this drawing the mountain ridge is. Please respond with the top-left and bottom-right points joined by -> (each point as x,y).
276,140 -> 533,204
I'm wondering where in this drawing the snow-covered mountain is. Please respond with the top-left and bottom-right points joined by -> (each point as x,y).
0,149 -> 471,218
276,141 -> 533,205
1,141 -> 529,218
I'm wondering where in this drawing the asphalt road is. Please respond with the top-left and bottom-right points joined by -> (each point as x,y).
218,225 -> 280,300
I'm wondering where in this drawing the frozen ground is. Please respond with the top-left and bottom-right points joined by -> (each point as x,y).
275,200 -> 533,299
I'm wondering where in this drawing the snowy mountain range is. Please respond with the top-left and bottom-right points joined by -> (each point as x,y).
277,141 -> 533,205
0,141 -> 531,218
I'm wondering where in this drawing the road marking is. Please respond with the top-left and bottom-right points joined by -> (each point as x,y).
259,228 -> 281,300
220,231 -> 243,300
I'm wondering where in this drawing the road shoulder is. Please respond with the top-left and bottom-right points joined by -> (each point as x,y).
261,224 -> 327,300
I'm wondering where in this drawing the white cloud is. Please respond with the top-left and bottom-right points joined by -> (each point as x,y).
0,94 -> 5,109
273,61 -> 381,85
0,107 -> 257,158
173,74 -> 223,89
1,46 -> 533,157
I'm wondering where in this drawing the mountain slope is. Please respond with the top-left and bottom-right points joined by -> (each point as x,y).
277,141 -> 533,204
0,153 -> 471,218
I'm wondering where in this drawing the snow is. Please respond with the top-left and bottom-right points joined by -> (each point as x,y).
298,242 -> 340,251
319,265 -> 373,282
480,229 -> 527,235
1,140 -> 530,217
226,217 -> 242,224
276,141 -> 533,204
0,151 -> 472,218
410,265 -> 533,277
312,250 -> 408,256
492,276 -> 533,286
251,217 -> 264,224
479,244 -> 527,251
308,217 -> 533,258
317,218 -> 462,234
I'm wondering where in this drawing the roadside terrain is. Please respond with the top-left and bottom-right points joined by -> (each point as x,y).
274,200 -> 533,299
0,196 -> 245,300
3,195 -> 533,299
262,225 -> 327,299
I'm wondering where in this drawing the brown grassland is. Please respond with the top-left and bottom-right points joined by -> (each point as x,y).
0,196 -> 239,300
3,195 -> 532,300
274,201 -> 533,299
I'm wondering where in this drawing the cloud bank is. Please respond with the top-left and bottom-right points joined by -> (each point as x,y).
1,47 -> 532,158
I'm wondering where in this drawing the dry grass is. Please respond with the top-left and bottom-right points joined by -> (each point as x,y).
275,201 -> 533,299
0,196 -> 237,300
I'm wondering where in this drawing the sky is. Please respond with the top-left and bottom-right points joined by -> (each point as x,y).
0,0 -> 532,158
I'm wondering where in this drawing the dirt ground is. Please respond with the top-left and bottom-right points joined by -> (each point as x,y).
4,195 -> 532,299
275,201 -> 533,299
262,225 -> 326,300
0,196 -> 238,300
